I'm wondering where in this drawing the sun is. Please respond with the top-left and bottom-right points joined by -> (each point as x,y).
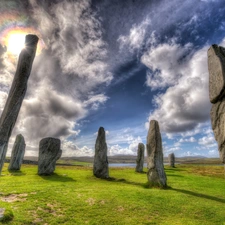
7,33 -> 26,55
1,27 -> 45,57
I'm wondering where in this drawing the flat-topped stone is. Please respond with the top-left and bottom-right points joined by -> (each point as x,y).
0,34 -> 38,174
38,137 -> 62,175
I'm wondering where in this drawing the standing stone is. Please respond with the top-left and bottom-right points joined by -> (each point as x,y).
93,127 -> 109,178
208,45 -> 225,168
0,34 -> 38,174
146,120 -> 167,188
168,153 -> 175,168
38,137 -> 62,175
135,143 -> 145,172
8,134 -> 26,170
208,45 -> 225,103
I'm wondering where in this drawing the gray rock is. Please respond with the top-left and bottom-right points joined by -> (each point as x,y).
0,35 -> 38,174
208,45 -> 225,167
146,120 -> 167,188
8,134 -> 26,170
168,153 -> 175,168
93,127 -> 109,178
38,137 -> 62,175
135,143 -> 145,172
210,100 -> 225,163
208,44 -> 225,103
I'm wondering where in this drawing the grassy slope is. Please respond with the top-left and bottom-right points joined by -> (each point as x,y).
0,164 -> 225,225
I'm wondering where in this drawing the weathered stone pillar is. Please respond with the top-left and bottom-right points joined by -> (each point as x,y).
38,137 -> 62,175
93,127 -> 109,178
135,143 -> 145,172
168,153 -> 175,168
146,120 -> 167,188
208,45 -> 225,170
0,34 -> 38,174
8,134 -> 26,170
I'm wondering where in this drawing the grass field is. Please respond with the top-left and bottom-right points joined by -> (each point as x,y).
0,163 -> 225,225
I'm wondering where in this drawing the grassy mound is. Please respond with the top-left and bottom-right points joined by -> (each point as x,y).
0,164 -> 225,224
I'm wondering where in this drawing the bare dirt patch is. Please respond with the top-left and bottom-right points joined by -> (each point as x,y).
1,193 -> 28,202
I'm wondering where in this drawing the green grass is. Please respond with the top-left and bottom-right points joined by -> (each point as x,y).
0,164 -> 225,224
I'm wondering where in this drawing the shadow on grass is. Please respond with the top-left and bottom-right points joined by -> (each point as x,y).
170,187 -> 225,204
166,174 -> 184,177
101,177 -> 146,188
39,173 -> 76,182
8,170 -> 26,176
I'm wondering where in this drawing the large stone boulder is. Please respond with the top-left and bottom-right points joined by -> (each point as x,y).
0,35 -> 38,174
135,143 -> 145,172
38,137 -> 62,175
146,120 -> 167,188
208,45 -> 225,167
210,99 -> 225,163
8,134 -> 26,170
168,153 -> 175,168
208,45 -> 225,103
93,127 -> 109,178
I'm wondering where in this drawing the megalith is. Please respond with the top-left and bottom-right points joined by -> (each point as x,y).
168,153 -> 175,168
93,127 -> 109,178
146,120 -> 167,188
135,143 -> 145,172
208,45 -> 225,168
8,134 -> 26,170
0,34 -> 38,174
38,137 -> 62,175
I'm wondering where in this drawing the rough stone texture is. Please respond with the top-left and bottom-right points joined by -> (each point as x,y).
0,35 -> 38,174
168,153 -> 175,168
93,127 -> 109,178
208,44 -> 225,103
38,137 -> 62,175
135,143 -> 145,172
8,134 -> 26,170
210,100 -> 225,163
208,45 -> 225,167
146,120 -> 167,188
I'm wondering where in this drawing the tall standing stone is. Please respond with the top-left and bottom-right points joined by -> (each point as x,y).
146,120 -> 167,188
38,137 -> 62,175
135,143 -> 145,172
208,45 -> 225,169
0,34 -> 38,174
93,127 -> 109,178
168,153 -> 175,168
8,134 -> 26,170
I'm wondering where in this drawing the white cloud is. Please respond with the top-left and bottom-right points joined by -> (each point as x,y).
179,137 -> 196,143
61,140 -> 94,157
142,42 -> 193,89
118,17 -> 151,52
84,94 -> 109,110
198,135 -> 217,148
145,42 -> 211,133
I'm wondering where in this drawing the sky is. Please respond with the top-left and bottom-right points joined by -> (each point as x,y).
0,0 -> 225,158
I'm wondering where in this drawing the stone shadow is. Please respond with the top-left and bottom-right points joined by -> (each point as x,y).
105,177 -> 147,188
170,187 -> 225,204
8,170 -> 26,176
39,173 -> 76,182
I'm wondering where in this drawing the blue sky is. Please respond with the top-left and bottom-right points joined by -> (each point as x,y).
0,0 -> 225,157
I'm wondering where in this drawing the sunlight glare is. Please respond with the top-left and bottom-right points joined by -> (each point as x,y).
7,33 -> 25,55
